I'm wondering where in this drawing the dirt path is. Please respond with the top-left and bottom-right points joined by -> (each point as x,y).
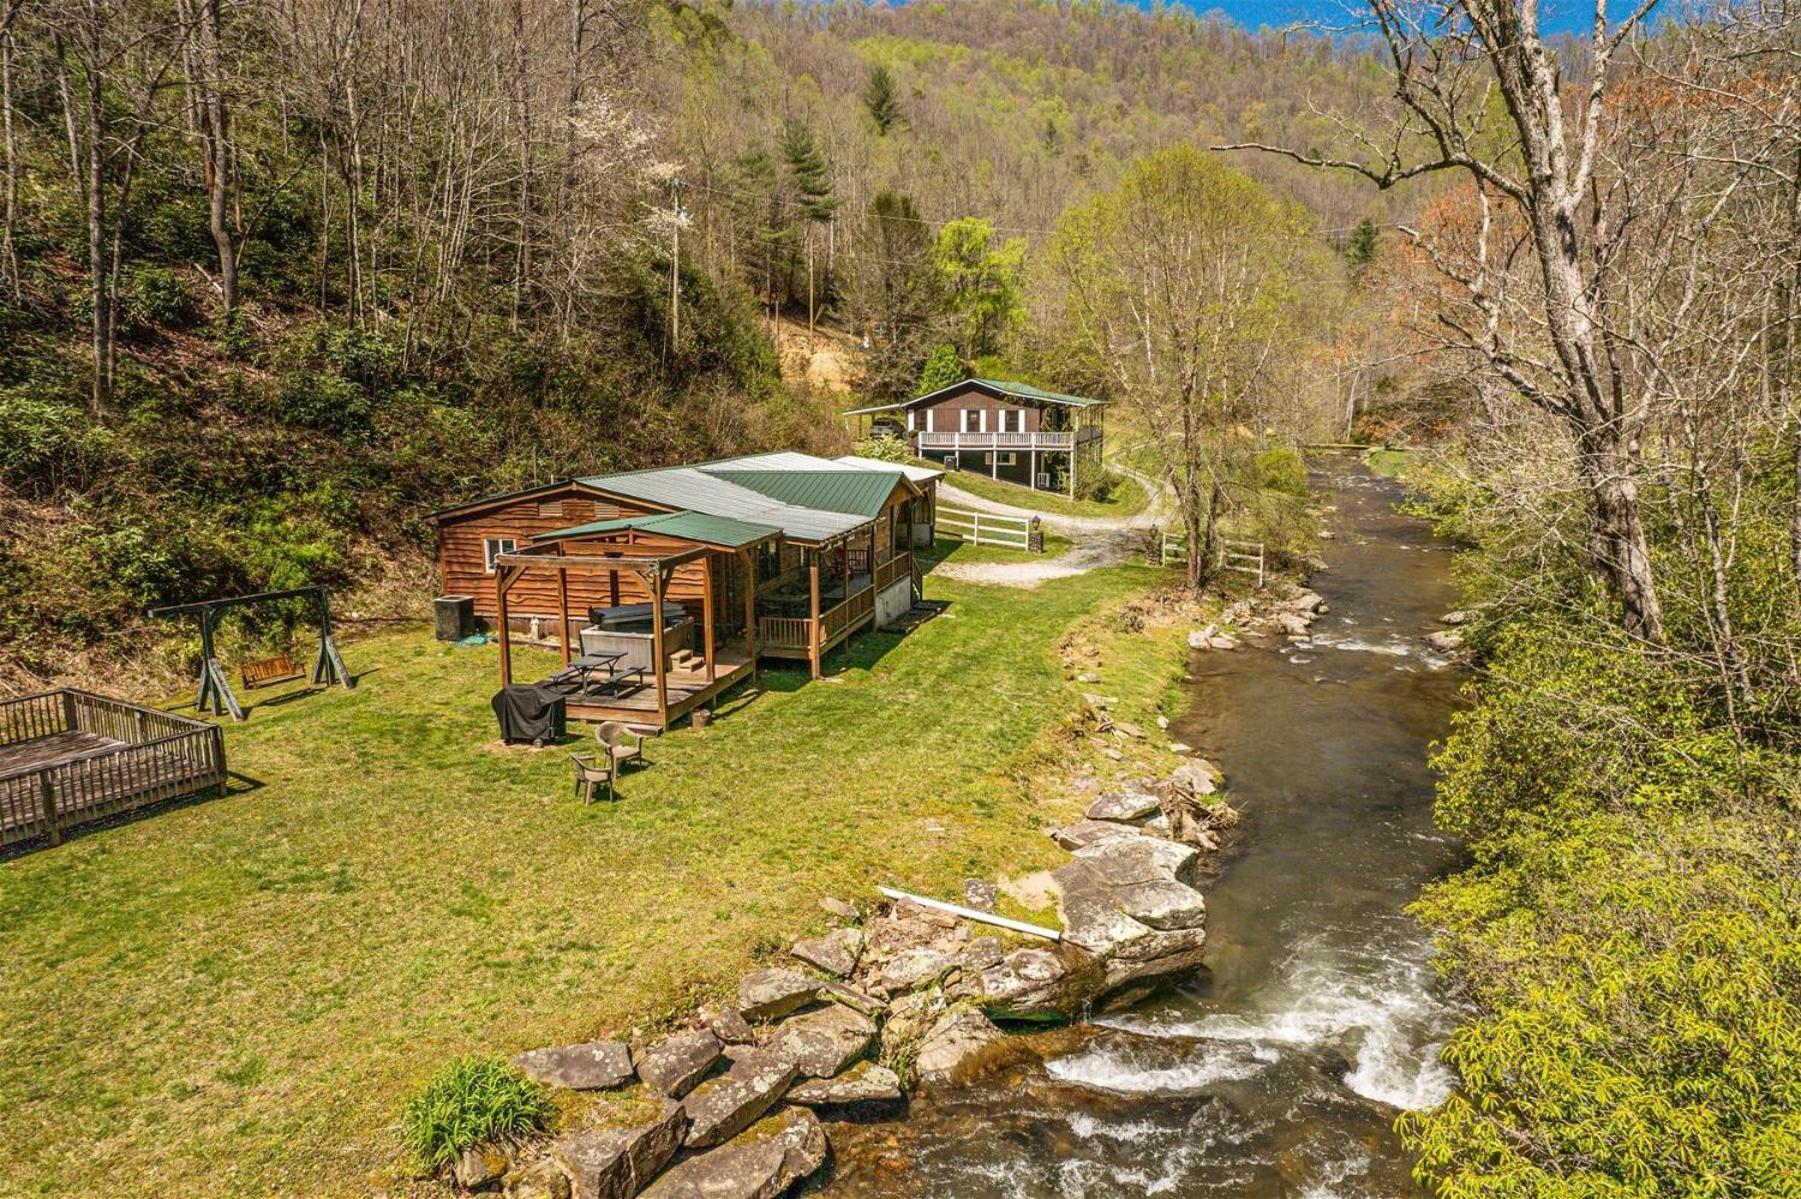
931,462 -> 1176,588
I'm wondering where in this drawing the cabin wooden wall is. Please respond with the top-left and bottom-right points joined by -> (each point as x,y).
437,485 -> 663,615
909,385 -> 1043,432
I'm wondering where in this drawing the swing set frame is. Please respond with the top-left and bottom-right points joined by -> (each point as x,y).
149,586 -> 354,722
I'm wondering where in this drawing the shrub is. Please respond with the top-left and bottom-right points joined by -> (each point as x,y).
0,386 -> 110,495
401,1056 -> 552,1172
852,435 -> 910,463
1074,469 -> 1119,503
276,371 -> 371,435
121,266 -> 198,332
1250,446 -> 1307,497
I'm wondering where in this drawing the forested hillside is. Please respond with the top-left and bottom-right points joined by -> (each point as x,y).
0,0 -> 1400,687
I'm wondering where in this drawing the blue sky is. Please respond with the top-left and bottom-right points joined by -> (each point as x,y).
1171,0 -> 1654,37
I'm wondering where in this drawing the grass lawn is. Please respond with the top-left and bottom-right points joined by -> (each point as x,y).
938,466 -> 1148,519
919,532 -> 1075,568
0,564 -> 1181,1197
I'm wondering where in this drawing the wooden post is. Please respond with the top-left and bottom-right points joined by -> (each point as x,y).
650,567 -> 668,724
39,771 -> 60,846
556,557 -> 571,667
1030,447 -> 1037,491
741,549 -> 757,673
702,553 -> 716,682
496,564 -> 514,687
1068,445 -> 1077,500
808,554 -> 821,680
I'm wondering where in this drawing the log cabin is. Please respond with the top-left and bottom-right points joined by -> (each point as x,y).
431,453 -> 942,729
841,378 -> 1106,497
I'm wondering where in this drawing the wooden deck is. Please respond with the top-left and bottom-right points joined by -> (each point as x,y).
1,691 -> 227,848
543,645 -> 757,731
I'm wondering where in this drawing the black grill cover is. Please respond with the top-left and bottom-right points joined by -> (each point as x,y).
491,685 -> 566,744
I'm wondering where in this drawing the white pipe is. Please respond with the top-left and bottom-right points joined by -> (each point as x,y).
877,885 -> 1062,941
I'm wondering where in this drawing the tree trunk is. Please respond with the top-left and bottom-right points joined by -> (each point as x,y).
197,0 -> 238,310
80,6 -> 110,418
1576,432 -> 1664,645
1,20 -> 18,302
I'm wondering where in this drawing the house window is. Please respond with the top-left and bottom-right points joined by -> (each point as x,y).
963,408 -> 982,433
483,537 -> 517,573
1001,409 -> 1025,433
992,453 -> 1017,467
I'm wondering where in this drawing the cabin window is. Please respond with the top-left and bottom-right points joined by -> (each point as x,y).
963,408 -> 982,433
483,537 -> 517,573
992,453 -> 1018,467
538,499 -> 564,517
1001,409 -> 1025,433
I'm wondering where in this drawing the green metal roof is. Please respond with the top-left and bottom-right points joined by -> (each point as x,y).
704,469 -> 906,519
967,378 -> 1106,407
533,510 -> 780,549
842,377 -> 1106,415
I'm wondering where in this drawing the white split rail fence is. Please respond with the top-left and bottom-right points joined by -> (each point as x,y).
938,505 -> 1038,552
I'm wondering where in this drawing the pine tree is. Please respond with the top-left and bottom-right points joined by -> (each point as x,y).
1345,217 -> 1379,277
862,65 -> 904,136
780,118 -> 839,331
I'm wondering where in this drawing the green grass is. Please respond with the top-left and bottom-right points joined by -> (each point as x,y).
0,564 -> 1173,1197
939,467 -> 1148,519
402,1056 -> 552,1171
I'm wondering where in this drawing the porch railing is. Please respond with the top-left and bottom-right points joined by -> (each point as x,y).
1,690 -> 226,848
874,550 -> 915,593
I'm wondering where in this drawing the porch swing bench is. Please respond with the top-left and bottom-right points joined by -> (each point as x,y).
240,652 -> 303,690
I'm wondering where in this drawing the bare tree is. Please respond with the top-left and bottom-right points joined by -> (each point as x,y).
1224,0 -> 1672,643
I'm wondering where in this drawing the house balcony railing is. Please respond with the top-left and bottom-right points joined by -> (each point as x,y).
915,428 -> 1100,452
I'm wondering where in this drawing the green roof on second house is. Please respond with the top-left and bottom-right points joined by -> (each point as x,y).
703,469 -> 906,520
533,510 -> 781,549
840,376 -> 1106,415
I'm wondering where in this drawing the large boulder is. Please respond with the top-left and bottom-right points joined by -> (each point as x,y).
679,1051 -> 799,1148
736,969 -> 822,1022
1085,789 -> 1161,822
1070,834 -> 1202,889
640,1107 -> 828,1199
914,1007 -> 1006,1086
1049,819 -> 1142,851
636,1030 -> 722,1098
546,1099 -> 687,1199
789,928 -> 864,979
513,1041 -> 634,1091
1110,879 -> 1207,931
787,1060 -> 904,1107
878,947 -> 954,994
765,1003 -> 875,1079
1167,760 -> 1219,798
1051,835 -> 1210,997
978,946 -> 1100,1022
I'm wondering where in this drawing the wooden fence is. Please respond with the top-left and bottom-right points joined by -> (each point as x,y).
938,505 -> 1037,551
0,690 -> 227,849
1160,533 -> 1266,587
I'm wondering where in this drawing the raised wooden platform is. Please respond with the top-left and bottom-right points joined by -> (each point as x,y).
1,691 -> 227,847
543,646 -> 756,731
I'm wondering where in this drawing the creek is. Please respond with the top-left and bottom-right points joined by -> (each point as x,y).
821,463 -> 1466,1197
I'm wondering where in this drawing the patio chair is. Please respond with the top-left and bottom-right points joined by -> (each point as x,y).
570,752 -> 614,804
595,721 -> 646,772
